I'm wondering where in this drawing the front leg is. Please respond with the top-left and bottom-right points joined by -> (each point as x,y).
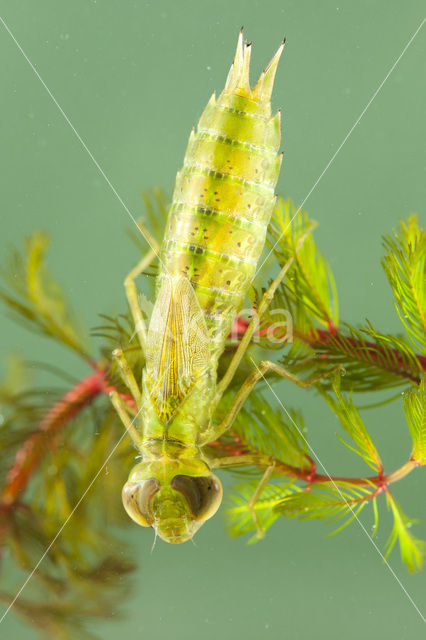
202,360 -> 343,444
109,390 -> 144,451
124,248 -> 158,356
124,217 -> 161,356
112,347 -> 142,405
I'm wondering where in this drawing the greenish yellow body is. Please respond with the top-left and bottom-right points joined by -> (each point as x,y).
121,32 -> 285,543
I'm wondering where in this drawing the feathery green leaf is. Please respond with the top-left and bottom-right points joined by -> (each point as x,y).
275,481 -> 373,531
385,492 -> 424,572
321,373 -> 382,471
404,375 -> 426,464
297,322 -> 422,392
0,232 -> 89,358
268,198 -> 338,329
382,215 -> 426,352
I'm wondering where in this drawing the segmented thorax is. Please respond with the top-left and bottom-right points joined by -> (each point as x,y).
159,33 -> 285,364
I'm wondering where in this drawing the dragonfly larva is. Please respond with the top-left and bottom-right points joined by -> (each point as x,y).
110,30 -> 295,543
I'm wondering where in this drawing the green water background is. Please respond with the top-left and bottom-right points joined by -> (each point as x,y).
0,1 -> 425,638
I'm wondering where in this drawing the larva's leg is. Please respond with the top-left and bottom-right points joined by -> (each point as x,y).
210,452 -> 277,538
112,348 -> 142,405
136,217 -> 161,255
109,390 -> 144,451
214,223 -> 316,405
204,360 -> 342,444
125,247 -> 158,355
210,454 -> 270,470
247,463 -> 275,539
212,454 -> 276,538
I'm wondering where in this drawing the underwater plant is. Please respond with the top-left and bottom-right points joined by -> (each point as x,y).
0,190 -> 424,637
0,30 -> 425,640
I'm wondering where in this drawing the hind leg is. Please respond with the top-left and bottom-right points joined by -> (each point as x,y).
203,359 -> 342,444
246,463 -> 276,539
214,223 -> 316,405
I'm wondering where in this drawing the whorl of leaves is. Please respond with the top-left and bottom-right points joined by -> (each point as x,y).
275,482 -> 373,531
321,373 -> 382,471
258,199 -> 425,393
0,361 -> 137,638
382,215 -> 426,353
267,198 -> 338,330
404,375 -> 426,465
308,322 -> 423,390
0,232 -> 89,358
0,193 -> 425,640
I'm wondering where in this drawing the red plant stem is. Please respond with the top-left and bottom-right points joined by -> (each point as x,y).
231,317 -> 426,380
296,459 -> 418,488
303,328 -> 426,378
0,366 -> 135,508
212,435 -> 418,491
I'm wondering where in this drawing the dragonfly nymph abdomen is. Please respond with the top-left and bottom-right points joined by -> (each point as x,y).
110,31 -> 290,544
161,34 -> 283,363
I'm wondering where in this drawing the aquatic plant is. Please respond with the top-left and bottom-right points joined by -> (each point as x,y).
0,188 -> 424,637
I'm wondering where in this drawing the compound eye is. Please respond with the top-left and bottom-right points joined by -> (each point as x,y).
122,478 -> 161,527
171,474 -> 223,521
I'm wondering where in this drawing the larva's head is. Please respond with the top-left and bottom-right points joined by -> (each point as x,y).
122,459 -> 222,544
223,28 -> 285,107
